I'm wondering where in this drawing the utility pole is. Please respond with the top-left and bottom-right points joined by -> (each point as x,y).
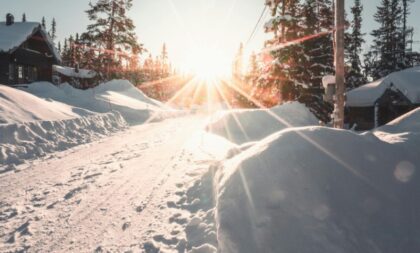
334,0 -> 345,128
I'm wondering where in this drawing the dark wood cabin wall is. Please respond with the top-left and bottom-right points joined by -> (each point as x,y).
0,54 -> 11,85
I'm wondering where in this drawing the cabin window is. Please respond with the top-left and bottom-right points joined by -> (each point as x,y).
18,66 -> 23,80
8,64 -> 15,81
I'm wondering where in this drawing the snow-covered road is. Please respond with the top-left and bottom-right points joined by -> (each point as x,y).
0,115 -> 230,253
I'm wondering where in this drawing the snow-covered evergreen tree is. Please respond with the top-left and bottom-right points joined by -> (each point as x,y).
22,13 -> 26,22
160,43 -> 169,77
246,52 -> 259,85
302,0 -> 334,89
50,18 -> 57,43
143,53 -> 154,81
401,0 -> 414,66
84,0 -> 143,78
41,17 -> 46,30
346,0 -> 366,88
261,0 -> 334,119
367,0 -> 404,79
232,43 -> 244,79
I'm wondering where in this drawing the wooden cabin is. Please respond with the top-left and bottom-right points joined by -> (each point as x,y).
0,14 -> 61,86
346,67 -> 420,130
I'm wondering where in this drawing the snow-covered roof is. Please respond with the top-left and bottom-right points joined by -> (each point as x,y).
346,67 -> 420,107
0,21 -> 61,62
53,65 -> 97,79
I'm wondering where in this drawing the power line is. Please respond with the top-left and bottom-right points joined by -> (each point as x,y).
246,5 -> 268,46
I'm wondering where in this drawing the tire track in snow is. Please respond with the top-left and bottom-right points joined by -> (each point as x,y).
44,117 -> 203,252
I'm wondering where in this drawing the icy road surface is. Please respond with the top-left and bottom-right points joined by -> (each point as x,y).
0,115 -> 231,253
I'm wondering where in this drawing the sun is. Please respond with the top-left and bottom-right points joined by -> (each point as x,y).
182,46 -> 231,81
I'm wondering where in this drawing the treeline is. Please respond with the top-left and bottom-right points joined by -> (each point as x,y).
236,0 -> 419,107
21,0 -> 174,85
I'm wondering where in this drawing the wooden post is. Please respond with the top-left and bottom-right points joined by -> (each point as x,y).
334,0 -> 345,128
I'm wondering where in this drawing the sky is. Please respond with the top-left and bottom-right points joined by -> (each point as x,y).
1,0 -> 420,71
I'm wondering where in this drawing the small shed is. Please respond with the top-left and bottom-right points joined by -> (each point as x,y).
0,14 -> 61,86
346,67 -> 420,130
52,65 -> 97,89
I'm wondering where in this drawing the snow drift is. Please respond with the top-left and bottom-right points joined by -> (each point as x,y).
0,111 -> 127,170
25,80 -> 179,125
0,84 -> 93,124
206,102 -> 319,144
214,109 -> 420,253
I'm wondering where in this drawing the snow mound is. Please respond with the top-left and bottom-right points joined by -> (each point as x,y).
206,102 -> 319,144
25,80 -> 179,125
378,107 -> 420,133
53,65 -> 96,79
0,112 -> 127,169
0,84 -> 93,124
215,110 -> 420,252
94,79 -> 167,109
347,66 -> 420,107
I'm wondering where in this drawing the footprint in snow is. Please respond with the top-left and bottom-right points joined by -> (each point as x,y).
122,222 -> 131,231
0,203 -> 18,222
64,186 -> 87,200
6,220 -> 32,244
153,234 -> 179,245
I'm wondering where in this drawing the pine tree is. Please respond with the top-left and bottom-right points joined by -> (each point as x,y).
261,0 -> 304,104
143,53 -> 154,81
61,38 -> 70,66
85,0 -> 143,78
50,18 -> 57,43
368,0 -> 404,79
22,13 -> 26,22
301,0 -> 334,89
401,0 -> 414,66
41,17 -> 46,30
346,0 -> 366,88
247,52 -> 259,82
57,41 -> 62,54
261,0 -> 334,119
232,42 -> 244,79
68,35 -> 75,67
160,43 -> 169,77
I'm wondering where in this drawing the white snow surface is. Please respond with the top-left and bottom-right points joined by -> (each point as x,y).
25,80 -> 178,125
0,111 -> 127,168
1,92 -> 420,253
0,85 -> 93,124
0,115 -> 234,252
347,66 -> 420,107
0,80 -> 184,167
53,65 -> 96,79
206,102 -> 319,144
214,108 -> 420,253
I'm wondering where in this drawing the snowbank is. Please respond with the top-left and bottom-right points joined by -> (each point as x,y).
53,65 -> 96,79
206,102 -> 319,144
377,107 -> 420,133
0,84 -> 93,124
347,66 -> 420,107
214,109 -> 420,252
25,80 -> 180,125
0,112 -> 127,169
